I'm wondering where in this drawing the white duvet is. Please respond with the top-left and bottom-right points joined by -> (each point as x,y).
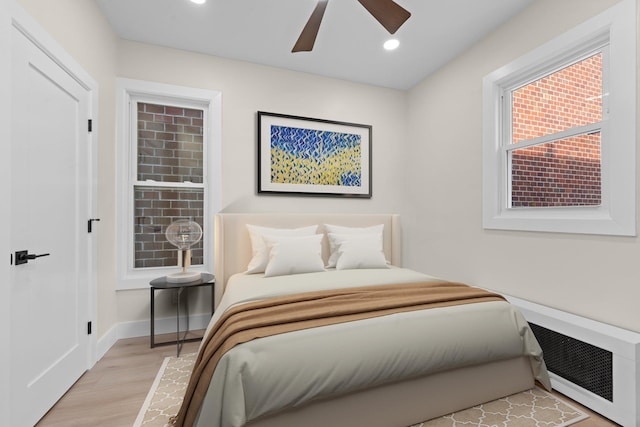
193,268 -> 550,427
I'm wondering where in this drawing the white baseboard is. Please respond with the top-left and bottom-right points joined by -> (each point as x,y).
95,314 -> 211,362
96,324 -> 119,361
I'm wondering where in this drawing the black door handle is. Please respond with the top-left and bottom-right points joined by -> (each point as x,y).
25,253 -> 50,260
14,250 -> 50,265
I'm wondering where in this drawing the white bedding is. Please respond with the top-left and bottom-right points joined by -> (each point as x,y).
192,268 -> 551,427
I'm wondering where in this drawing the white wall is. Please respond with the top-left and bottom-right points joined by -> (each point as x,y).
405,0 -> 640,333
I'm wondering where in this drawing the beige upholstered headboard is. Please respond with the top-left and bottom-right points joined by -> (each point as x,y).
213,213 -> 402,305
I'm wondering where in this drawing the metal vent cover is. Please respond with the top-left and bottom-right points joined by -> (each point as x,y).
529,323 -> 613,402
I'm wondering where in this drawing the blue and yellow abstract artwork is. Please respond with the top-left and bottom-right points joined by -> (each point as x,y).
270,125 -> 362,187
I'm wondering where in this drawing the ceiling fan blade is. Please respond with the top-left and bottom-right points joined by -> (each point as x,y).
292,0 -> 329,52
356,0 -> 411,34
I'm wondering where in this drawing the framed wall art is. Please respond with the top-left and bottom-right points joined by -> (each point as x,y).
257,111 -> 372,198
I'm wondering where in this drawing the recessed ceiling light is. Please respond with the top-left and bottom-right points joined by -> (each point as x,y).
383,39 -> 400,51
190,0 -> 206,4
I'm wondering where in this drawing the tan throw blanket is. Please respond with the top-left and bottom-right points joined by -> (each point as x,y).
172,280 -> 506,427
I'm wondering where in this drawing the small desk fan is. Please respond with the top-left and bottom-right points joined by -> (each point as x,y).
165,219 -> 203,283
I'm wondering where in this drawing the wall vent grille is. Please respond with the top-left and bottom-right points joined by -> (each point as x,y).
529,322 -> 613,402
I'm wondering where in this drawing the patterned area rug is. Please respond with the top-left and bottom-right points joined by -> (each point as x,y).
133,352 -> 197,427
409,388 -> 588,427
134,353 -> 588,427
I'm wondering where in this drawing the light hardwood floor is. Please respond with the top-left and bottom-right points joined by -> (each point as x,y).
37,334 -> 620,427
37,334 -> 202,427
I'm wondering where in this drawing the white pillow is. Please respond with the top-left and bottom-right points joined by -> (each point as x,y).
335,240 -> 389,270
263,234 -> 325,277
324,224 -> 384,267
246,224 -> 318,274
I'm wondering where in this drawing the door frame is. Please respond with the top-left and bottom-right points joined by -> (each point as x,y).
1,1 -> 99,422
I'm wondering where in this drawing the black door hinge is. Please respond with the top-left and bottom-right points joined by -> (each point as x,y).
88,119 -> 93,132
87,321 -> 92,335
88,218 -> 100,233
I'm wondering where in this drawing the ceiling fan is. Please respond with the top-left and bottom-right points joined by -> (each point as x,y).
292,0 -> 411,53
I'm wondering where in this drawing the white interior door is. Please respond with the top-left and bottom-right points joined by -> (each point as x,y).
10,24 -> 92,427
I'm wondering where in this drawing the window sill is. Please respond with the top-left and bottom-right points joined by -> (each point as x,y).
483,205 -> 635,236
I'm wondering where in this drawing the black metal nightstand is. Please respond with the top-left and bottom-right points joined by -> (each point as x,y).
150,273 -> 215,356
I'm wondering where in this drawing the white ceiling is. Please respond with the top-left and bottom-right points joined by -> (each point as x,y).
95,0 -> 533,90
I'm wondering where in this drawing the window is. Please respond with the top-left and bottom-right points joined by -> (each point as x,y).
117,79 -> 221,289
483,0 -> 635,236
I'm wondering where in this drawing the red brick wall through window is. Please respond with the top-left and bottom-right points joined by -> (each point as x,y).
134,103 -> 205,268
510,53 -> 602,207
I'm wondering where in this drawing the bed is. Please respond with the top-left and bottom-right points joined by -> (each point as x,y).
173,213 -> 550,427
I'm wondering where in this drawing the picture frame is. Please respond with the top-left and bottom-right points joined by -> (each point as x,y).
257,111 -> 372,198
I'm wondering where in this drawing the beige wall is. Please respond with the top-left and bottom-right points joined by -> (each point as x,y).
11,0 -> 408,336
12,0 -> 640,341
405,0 -> 640,333
114,41 -> 409,325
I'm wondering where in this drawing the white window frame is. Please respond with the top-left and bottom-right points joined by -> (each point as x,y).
116,78 -> 222,290
482,0 -> 636,236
